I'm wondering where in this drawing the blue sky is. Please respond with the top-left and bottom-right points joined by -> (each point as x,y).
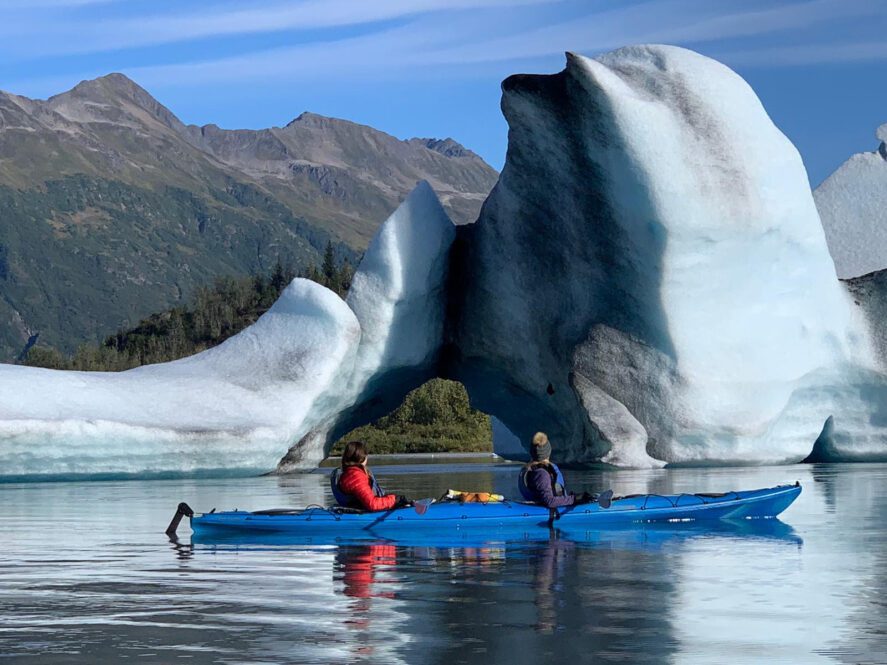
1,0 -> 885,185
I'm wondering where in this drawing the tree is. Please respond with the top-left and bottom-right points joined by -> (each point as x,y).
270,259 -> 287,293
321,241 -> 339,293
337,259 -> 355,295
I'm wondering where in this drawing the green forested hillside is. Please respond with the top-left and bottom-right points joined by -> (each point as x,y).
0,175 -> 349,361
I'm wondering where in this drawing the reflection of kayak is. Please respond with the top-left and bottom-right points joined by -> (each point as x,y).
183,483 -> 801,538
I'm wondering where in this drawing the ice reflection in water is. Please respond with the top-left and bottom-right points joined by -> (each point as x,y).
0,462 -> 885,663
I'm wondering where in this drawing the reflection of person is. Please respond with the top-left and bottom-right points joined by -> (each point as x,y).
519,432 -> 591,508
336,544 -> 398,658
336,441 -> 411,511
340,545 -> 398,600
534,531 -> 576,634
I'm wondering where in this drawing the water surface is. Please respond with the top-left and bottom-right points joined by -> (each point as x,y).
2,463 -> 886,664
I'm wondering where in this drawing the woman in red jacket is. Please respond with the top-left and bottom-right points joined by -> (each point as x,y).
336,441 -> 411,511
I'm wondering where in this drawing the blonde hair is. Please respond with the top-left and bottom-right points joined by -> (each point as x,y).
532,432 -> 549,446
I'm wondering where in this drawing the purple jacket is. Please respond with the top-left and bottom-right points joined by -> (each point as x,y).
527,467 -> 575,508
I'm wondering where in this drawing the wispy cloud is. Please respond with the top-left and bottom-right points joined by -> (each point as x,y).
419,0 -> 887,64
2,0 -> 886,96
118,0 -> 555,46
0,0 -> 559,56
644,0 -> 885,46
720,40 -> 887,67
112,0 -> 887,88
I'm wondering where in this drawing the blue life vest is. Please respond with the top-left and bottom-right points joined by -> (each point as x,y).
330,467 -> 385,508
518,462 -> 566,501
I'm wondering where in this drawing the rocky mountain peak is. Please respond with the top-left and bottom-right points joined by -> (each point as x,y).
410,138 -> 474,158
284,111 -> 342,130
47,72 -> 183,131
67,72 -> 141,98
877,123 -> 887,160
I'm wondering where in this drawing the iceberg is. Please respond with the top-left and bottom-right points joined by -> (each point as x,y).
0,278 -> 360,477
814,124 -> 887,279
449,45 -> 887,466
0,181 -> 455,477
2,47 -> 886,477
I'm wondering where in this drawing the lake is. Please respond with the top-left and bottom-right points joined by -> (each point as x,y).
2,461 -> 886,664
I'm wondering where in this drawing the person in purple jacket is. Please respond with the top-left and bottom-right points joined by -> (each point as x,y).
519,432 -> 612,509
520,432 -> 582,508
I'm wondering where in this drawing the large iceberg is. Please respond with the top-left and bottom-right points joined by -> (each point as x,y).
814,124 -> 887,279
0,181 -> 455,477
3,47 -> 887,477
450,45 -> 887,466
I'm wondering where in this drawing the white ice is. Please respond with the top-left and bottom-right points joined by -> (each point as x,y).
0,279 -> 360,477
814,124 -> 887,279
582,47 -> 887,464
454,45 -> 887,466
345,180 -> 455,397
275,180 -> 456,470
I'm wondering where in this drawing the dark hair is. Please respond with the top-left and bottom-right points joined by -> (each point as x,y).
341,441 -> 368,468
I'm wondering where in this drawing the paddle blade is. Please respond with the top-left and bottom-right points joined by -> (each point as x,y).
413,498 -> 434,515
597,489 -> 614,509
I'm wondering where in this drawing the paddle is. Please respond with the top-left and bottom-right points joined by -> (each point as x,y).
360,497 -> 434,530
165,502 -> 194,537
412,498 -> 434,515
546,488 -> 614,525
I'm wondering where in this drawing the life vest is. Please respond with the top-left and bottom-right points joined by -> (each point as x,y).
518,462 -> 566,501
331,467 -> 385,508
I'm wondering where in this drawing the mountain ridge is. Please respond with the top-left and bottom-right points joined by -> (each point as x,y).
0,73 -> 498,360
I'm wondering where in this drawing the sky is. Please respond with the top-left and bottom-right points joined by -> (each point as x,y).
0,0 -> 885,186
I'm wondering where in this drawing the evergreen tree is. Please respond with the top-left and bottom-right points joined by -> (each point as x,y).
270,259 -> 287,293
337,259 -> 354,295
321,241 -> 339,293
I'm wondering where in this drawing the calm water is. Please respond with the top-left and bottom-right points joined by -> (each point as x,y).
2,462 -> 886,664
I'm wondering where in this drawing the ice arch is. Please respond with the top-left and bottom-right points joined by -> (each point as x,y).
275,181 -> 456,471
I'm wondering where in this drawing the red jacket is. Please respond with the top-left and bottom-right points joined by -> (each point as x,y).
338,466 -> 397,511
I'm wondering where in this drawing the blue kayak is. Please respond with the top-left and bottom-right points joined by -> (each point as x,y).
187,517 -> 802,551
184,483 -> 801,537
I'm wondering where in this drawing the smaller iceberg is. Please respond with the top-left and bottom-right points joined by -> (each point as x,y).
814,124 -> 887,279
0,181 -> 456,478
0,279 -> 359,477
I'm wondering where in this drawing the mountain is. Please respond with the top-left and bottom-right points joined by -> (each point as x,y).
813,123 -> 887,279
0,74 -> 498,360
